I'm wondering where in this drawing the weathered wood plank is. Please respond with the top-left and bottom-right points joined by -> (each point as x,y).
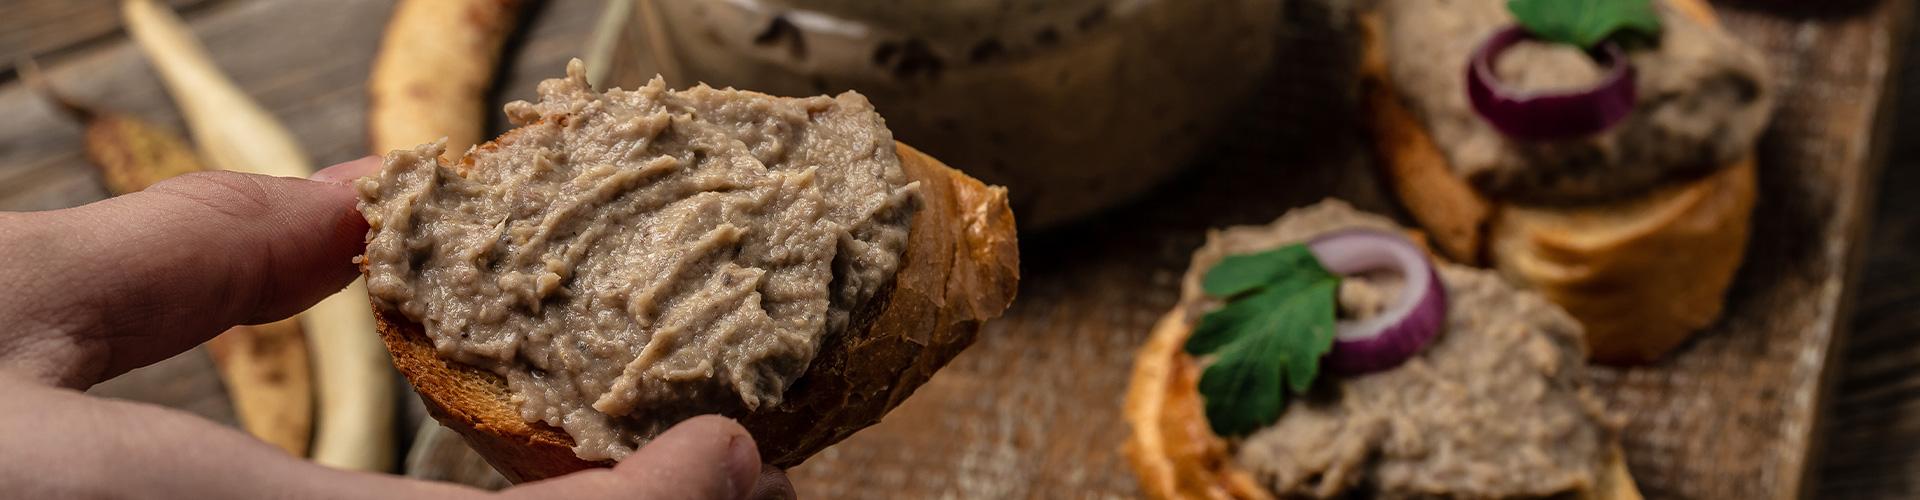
0,0 -> 383,212
0,0 -> 213,79
1814,13 -> 1920,496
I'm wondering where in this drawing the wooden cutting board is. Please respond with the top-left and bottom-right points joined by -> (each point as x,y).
769,3 -> 1910,498
0,0 -> 1904,498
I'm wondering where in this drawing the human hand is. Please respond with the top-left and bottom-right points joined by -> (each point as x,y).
0,157 -> 795,499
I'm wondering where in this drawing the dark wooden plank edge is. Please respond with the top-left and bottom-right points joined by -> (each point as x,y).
0,0 -> 226,83
1798,0 -> 1916,498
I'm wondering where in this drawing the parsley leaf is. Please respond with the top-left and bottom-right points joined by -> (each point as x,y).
1185,245 -> 1340,436
1201,244 -> 1327,298
1508,0 -> 1663,50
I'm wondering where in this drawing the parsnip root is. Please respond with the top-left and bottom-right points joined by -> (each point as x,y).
368,0 -> 529,157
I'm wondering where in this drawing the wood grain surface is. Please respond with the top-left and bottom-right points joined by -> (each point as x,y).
783,2 -> 1908,497
0,0 -> 211,78
1814,19 -> 1920,497
0,0 -> 1910,498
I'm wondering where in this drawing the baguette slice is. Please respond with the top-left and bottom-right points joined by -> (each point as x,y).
371,141 -> 1019,482
1123,307 -> 1642,500
1360,0 -> 1756,363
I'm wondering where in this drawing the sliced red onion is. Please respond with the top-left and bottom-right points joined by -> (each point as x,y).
1467,25 -> 1637,141
1307,229 -> 1447,375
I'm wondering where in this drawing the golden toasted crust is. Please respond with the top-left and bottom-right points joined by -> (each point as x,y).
1358,16 -> 1493,264
1122,308 -> 1643,500
1123,310 -> 1271,500
1360,0 -> 1755,363
373,142 -> 1019,482
1493,160 -> 1754,363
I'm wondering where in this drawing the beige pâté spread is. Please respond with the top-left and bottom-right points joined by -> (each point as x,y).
1380,0 -> 1772,203
1181,201 -> 1617,497
357,61 -> 919,461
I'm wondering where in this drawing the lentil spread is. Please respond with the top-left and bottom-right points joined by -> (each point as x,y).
1179,201 -> 1617,497
1380,0 -> 1773,203
356,61 -> 918,461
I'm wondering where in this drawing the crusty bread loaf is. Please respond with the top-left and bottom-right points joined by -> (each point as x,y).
1359,0 -> 1756,363
372,141 -> 1019,482
1123,308 -> 1642,500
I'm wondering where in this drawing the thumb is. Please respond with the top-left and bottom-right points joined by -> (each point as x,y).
504,415 -> 763,500
0,157 -> 378,385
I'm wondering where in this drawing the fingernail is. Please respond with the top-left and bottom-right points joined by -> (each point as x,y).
309,156 -> 382,184
726,434 -> 759,499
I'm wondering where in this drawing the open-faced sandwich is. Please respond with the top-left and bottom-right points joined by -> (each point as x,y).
1125,200 -> 1638,499
354,60 -> 1019,481
1362,0 -> 1772,362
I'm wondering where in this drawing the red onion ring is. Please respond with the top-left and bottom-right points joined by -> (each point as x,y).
1307,229 -> 1448,375
1467,25 -> 1637,141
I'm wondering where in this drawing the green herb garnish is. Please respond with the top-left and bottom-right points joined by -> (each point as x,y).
1184,244 -> 1340,436
1508,0 -> 1663,50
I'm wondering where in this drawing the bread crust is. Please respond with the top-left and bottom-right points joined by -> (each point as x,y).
1123,310 -> 1271,500
1492,160 -> 1754,363
1122,308 -> 1642,500
372,142 -> 1019,482
1359,19 -> 1493,264
1360,0 -> 1756,363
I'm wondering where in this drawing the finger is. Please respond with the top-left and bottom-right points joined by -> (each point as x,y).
505,415 -> 762,500
0,164 -> 369,386
750,464 -> 797,500
310,155 -> 382,184
0,375 -> 483,499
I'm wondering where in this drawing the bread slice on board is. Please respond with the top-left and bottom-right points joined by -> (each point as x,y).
1123,308 -> 1643,500
371,141 -> 1019,482
1359,0 -> 1756,363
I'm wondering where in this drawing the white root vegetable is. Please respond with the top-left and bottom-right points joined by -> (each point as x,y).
122,0 -> 394,472
368,0 -> 528,157
205,319 -> 316,458
304,280 -> 392,469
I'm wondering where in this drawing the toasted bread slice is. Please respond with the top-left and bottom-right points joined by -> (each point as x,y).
1123,308 -> 1643,500
372,142 -> 1019,482
1359,0 -> 1756,363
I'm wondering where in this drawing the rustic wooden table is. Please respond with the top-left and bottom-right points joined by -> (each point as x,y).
1,0 -> 1915,498
1814,18 -> 1920,498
